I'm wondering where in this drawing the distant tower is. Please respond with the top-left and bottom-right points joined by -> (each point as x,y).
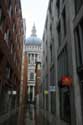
31,24 -> 37,36
25,24 -> 42,103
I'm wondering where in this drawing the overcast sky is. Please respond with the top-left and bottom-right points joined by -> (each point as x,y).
21,0 -> 49,39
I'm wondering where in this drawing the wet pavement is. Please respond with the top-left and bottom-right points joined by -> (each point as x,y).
18,104 -> 50,125
0,104 -> 56,125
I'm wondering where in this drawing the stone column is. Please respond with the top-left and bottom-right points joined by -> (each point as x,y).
29,54 -> 31,64
28,86 -> 30,94
33,54 -> 35,64
34,54 -> 36,63
30,54 -> 32,64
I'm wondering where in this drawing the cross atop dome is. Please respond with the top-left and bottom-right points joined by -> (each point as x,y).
31,23 -> 37,36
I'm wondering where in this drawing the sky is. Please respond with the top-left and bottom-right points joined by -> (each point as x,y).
21,0 -> 49,39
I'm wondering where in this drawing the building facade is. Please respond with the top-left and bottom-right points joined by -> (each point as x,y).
25,24 -> 42,103
0,0 -> 23,120
35,62 -> 41,107
22,52 -> 28,104
42,0 -> 83,125
20,18 -> 27,106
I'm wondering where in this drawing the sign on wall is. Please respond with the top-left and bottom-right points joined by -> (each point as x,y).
44,90 -> 48,95
49,86 -> 56,92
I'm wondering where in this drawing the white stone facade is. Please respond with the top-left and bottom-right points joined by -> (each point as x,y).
25,24 -> 42,102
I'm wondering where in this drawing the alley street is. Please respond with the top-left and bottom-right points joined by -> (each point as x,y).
0,104 -> 56,125
0,0 -> 83,124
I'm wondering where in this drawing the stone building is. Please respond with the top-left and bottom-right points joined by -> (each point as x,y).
0,0 -> 23,121
42,0 -> 83,125
25,24 -> 42,103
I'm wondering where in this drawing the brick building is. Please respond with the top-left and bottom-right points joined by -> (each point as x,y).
0,0 -> 23,117
35,62 -> 41,106
22,52 -> 28,105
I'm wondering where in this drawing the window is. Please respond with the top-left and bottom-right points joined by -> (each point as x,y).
10,44 -> 13,54
0,51 -> 3,64
50,65 -> 56,114
57,22 -> 61,47
5,64 -> 10,79
32,54 -> 34,62
38,64 -> 41,69
8,0 -> 11,8
75,28 -> 82,67
50,44 -> 52,61
49,0 -> 53,14
75,20 -> 83,118
0,11 -> 5,25
58,45 -> 68,81
62,0 -> 65,3
50,65 -> 55,84
30,72 -> 34,80
75,18 -> 83,68
56,0 -> 60,17
28,54 -> 30,64
11,6 -> 13,16
74,0 -> 83,14
59,88 -> 71,122
45,17 -> 48,30
0,9 -> 1,22
4,30 -> 9,45
50,23 -> 52,37
51,92 -> 56,114
58,46 -> 71,122
62,7 -> 66,37
8,30 -> 11,41
35,54 -> 37,63
0,0 -> 1,9
13,24 -> 15,32
39,55 -> 40,59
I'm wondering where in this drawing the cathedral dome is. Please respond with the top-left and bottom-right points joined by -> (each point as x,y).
26,24 -> 41,45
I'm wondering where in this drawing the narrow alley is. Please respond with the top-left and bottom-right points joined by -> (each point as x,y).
0,104 -> 56,125
0,0 -> 83,125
